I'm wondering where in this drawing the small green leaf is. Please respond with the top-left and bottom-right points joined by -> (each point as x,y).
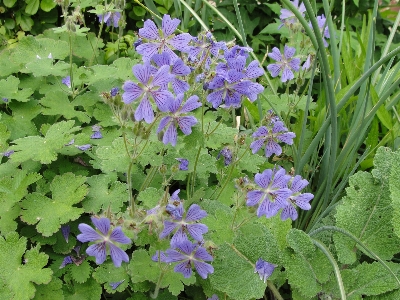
92,262 -> 130,294
133,6 -> 146,16
4,0 -> 17,7
33,277 -> 64,300
62,277 -> 102,300
40,0 -> 56,12
19,14 -> 34,31
70,260 -> 92,283
25,0 -> 40,15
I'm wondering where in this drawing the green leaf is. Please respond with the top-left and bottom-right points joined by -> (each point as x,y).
25,0 -> 40,15
0,170 -> 42,235
19,14 -> 34,31
203,208 -> 235,245
0,232 -> 52,300
334,147 -> 400,264
26,60 -> 70,77
137,187 -> 164,209
92,262 -> 130,294
94,137 -> 131,173
40,0 -> 56,12
82,175 -> 128,214
4,0 -> 17,7
33,277 -> 63,300
70,260 -> 92,283
10,120 -> 79,164
63,277 -> 102,300
287,229 -> 315,258
20,173 -> 87,236
0,75 -> 34,102
40,91 -> 91,123
128,249 -> 196,296
389,150 -> 400,238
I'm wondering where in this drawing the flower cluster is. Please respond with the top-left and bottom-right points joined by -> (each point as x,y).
250,114 -> 296,157
246,167 -> 313,220
77,217 -> 131,267
149,190 -> 214,279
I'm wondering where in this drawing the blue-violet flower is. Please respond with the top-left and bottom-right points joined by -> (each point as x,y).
267,45 -> 301,82
254,258 -> 276,283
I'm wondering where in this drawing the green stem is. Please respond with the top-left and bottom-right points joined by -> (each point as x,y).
267,281 -> 284,300
309,226 -> 400,287
150,270 -> 166,299
311,238 -> 346,300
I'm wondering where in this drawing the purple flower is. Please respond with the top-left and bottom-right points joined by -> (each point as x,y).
76,144 -> 91,151
110,87 -> 119,97
250,121 -> 296,157
65,139 -> 75,146
279,0 -> 306,28
77,217 -> 131,267
207,50 -> 264,108
254,258 -> 276,283
246,168 -> 292,218
151,52 -> 191,95
133,38 -> 142,49
208,295 -> 219,300
98,11 -> 121,27
164,239 -> 214,279
62,76 -> 71,88
188,32 -> 225,70
110,280 -> 125,290
122,63 -> 174,123
157,94 -> 201,146
136,14 -> 192,62
160,204 -> 208,247
2,97 -> 9,103
91,126 -> 103,139
60,255 -> 73,269
61,225 -> 70,243
267,46 -> 301,82
176,158 -> 189,171
281,175 -> 314,221
217,147 -> 233,166
312,14 -> 330,47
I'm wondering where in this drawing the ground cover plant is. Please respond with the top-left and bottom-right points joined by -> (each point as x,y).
0,0 -> 400,299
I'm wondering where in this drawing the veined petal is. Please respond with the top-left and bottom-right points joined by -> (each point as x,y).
284,45 -> 296,59
177,239 -> 197,255
250,139 -> 265,154
152,52 -> 171,67
289,58 -> 301,71
263,200 -> 281,218
133,63 -> 153,84
110,227 -> 131,244
294,193 -> 313,210
252,126 -> 269,137
77,224 -> 103,242
273,188 -> 293,207
207,90 -> 224,108
255,169 -> 273,188
268,47 -> 282,61
208,76 -> 225,89
246,190 -> 265,206
177,116 -> 197,135
181,95 -> 201,113
174,261 -> 193,278
86,242 -> 107,265
290,175 -> 309,192
163,123 -> 178,146
245,82 -> 264,101
280,204 -> 298,221
194,247 -> 213,261
193,260 -> 214,279
168,33 -> 192,51
153,65 -> 173,87
109,243 -> 129,267
160,220 -> 179,239
157,116 -> 172,133
165,248 -> 187,262
245,60 -> 264,79
171,227 -> 188,248
187,223 -> 208,241
122,82 -> 143,104
151,90 -> 174,112
134,96 -> 154,123
265,139 -> 282,157
172,58 -> 191,76
91,217 -> 110,236
224,91 -> 242,107
162,14 -> 180,37
139,19 -> 159,40
185,204 -> 207,221
277,132 -> 295,144
281,67 -> 294,82
136,43 -> 161,60
272,168 -> 291,188
267,64 -> 282,78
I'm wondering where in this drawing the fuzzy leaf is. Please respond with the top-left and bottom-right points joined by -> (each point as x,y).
10,120 -> 79,164
20,173 -> 87,236
0,75 -> 33,102
203,208 -> 235,245
0,232 -> 52,300
389,150 -> 400,238
334,147 -> 400,264
82,175 -> 128,214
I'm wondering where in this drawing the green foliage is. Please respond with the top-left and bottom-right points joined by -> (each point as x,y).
20,173 -> 88,236
334,147 -> 400,264
0,231 -> 52,300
